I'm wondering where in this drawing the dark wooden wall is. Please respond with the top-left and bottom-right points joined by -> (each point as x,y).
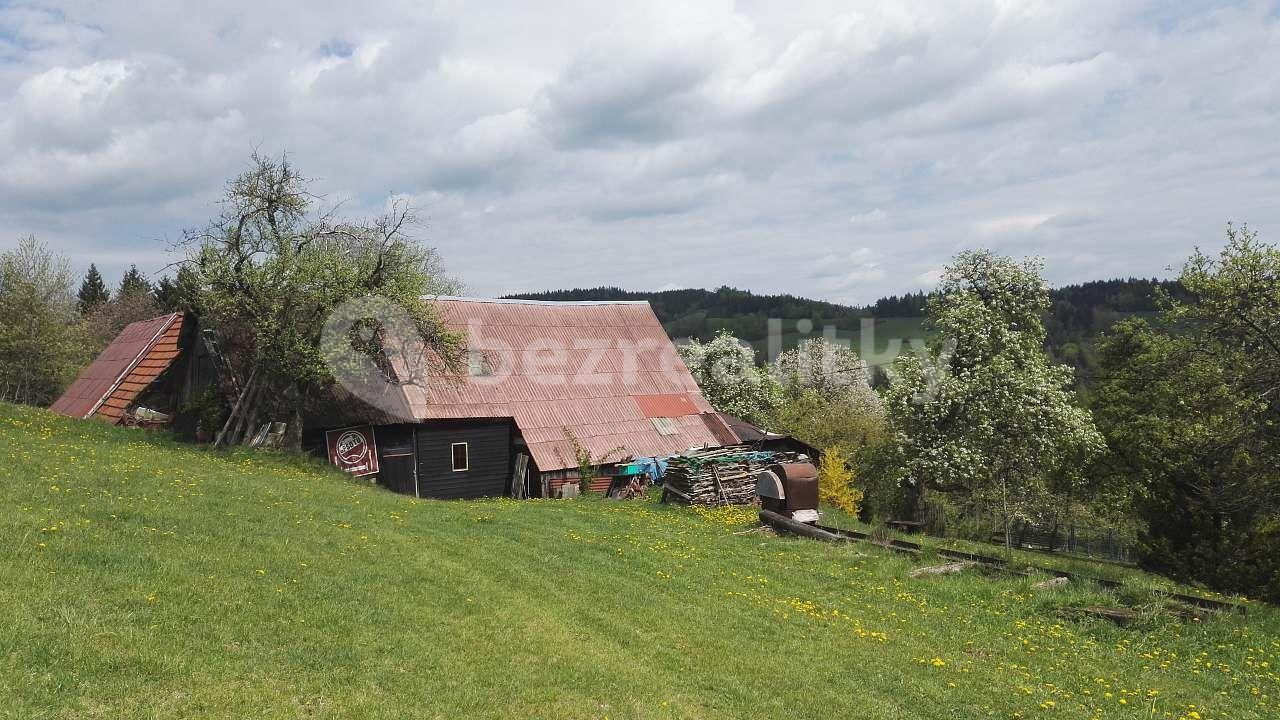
414,419 -> 512,499
376,424 -> 417,496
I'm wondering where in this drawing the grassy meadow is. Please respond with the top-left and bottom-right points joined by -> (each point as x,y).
1,402 -> 1277,719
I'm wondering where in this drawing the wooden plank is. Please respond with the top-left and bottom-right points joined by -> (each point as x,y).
759,510 -> 850,542
661,483 -> 691,502
510,453 -> 529,500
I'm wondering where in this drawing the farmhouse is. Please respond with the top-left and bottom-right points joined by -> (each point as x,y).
50,298 -> 744,499
314,297 -> 732,499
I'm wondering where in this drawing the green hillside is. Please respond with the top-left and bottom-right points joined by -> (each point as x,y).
2,403 -> 1277,719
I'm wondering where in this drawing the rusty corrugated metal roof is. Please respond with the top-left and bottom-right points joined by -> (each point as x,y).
700,412 -> 743,446
634,393 -> 699,418
49,313 -> 184,422
399,297 -> 722,471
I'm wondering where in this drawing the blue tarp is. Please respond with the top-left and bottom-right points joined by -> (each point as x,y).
622,456 -> 670,484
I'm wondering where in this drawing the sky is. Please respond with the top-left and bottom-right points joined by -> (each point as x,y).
1,0 -> 1278,306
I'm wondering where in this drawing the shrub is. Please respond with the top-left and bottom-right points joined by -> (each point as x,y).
561,427 -> 625,495
818,445 -> 862,516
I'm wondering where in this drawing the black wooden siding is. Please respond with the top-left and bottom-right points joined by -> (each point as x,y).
414,420 -> 511,499
376,425 -> 417,496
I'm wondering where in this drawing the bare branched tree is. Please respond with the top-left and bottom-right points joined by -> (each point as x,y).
184,152 -> 464,448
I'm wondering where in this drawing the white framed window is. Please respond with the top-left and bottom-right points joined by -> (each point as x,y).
451,442 -> 469,472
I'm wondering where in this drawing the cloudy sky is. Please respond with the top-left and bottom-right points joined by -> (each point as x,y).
1,1 -> 1278,305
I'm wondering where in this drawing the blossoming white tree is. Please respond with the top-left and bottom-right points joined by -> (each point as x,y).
771,336 -> 886,455
882,250 -> 1104,547
677,330 -> 780,426
773,337 -> 881,415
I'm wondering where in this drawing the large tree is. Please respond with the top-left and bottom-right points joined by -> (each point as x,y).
1175,224 -> 1280,413
77,263 -> 110,315
678,330 -> 780,427
186,152 -> 463,448
881,250 -> 1103,546
1093,225 -> 1280,600
0,238 -> 82,406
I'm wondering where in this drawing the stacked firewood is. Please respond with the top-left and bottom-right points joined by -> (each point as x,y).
661,446 -> 797,506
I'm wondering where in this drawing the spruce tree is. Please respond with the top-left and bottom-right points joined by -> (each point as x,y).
77,263 -> 110,315
117,265 -> 152,300
153,266 -> 200,314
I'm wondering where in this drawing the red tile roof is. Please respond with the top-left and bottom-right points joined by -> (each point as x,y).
49,313 -> 185,422
400,298 -> 722,471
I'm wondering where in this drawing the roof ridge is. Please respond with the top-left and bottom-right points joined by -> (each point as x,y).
427,295 -> 651,306
82,313 -> 181,419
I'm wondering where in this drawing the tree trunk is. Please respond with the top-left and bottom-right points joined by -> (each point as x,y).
1001,476 -> 1012,550
284,402 -> 303,451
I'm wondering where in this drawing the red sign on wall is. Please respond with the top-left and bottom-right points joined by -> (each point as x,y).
326,426 -> 380,476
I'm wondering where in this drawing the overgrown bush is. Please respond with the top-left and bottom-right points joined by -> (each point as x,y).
950,513 -> 998,544
855,438 -> 916,522
180,386 -> 229,441
818,445 -> 862,515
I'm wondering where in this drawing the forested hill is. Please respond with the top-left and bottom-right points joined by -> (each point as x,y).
508,286 -> 858,337
507,278 -> 1183,372
509,279 -> 1179,337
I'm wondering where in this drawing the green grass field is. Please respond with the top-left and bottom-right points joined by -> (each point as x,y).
2,403 -> 1277,719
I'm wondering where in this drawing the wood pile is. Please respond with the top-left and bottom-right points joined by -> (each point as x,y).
661,446 -> 797,506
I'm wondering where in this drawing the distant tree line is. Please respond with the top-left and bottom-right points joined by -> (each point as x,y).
511,278 -> 1187,380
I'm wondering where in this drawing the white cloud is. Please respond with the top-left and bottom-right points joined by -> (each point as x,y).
0,0 -> 1276,302
848,247 -> 875,263
914,269 -> 944,288
844,264 -> 886,284
849,209 -> 887,225
974,213 -> 1055,236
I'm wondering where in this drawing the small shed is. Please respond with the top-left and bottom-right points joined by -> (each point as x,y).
714,414 -> 820,461
49,312 -> 216,428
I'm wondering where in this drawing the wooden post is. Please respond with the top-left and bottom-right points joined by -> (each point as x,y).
510,454 -> 529,500
710,464 -> 725,503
